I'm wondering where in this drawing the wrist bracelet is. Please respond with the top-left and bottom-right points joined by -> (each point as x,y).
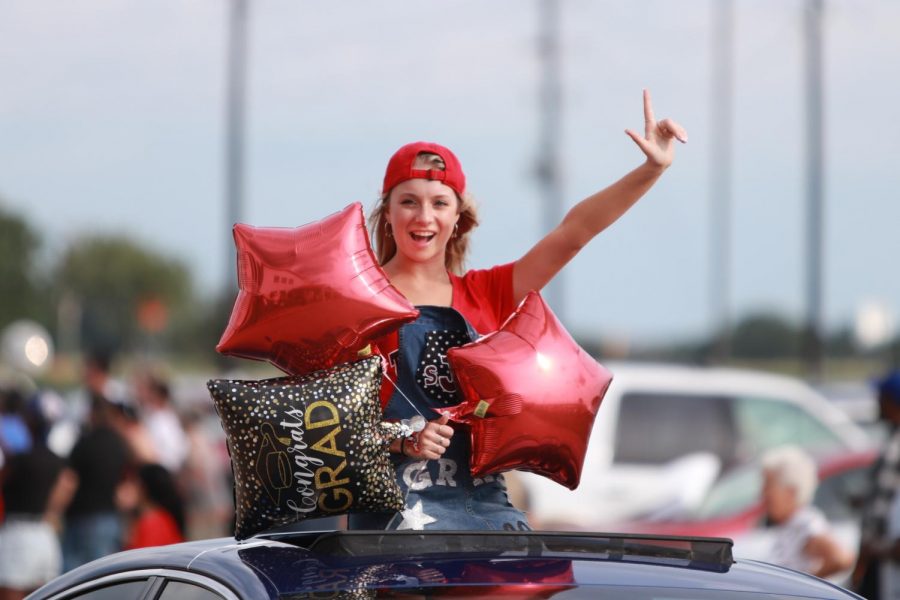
399,432 -> 421,458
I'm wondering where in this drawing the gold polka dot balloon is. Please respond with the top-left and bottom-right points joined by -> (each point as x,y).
207,357 -> 403,539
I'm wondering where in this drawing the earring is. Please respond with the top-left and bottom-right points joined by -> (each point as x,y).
453,223 -> 459,238
385,222 -> 393,238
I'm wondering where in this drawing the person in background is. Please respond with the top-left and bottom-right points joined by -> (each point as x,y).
61,396 -> 130,571
48,349 -> 129,458
853,369 -> 900,598
0,393 -> 76,599
80,350 -> 130,421
178,409 -> 233,539
0,384 -> 31,525
879,481 -> 900,599
108,397 -> 159,467
761,445 -> 855,579
0,387 -> 31,457
122,463 -> 185,550
133,370 -> 187,474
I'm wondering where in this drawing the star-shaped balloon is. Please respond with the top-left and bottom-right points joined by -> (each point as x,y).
216,202 -> 419,375
441,291 -> 613,490
207,357 -> 404,539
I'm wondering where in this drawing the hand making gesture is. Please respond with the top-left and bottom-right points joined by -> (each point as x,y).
625,89 -> 688,170
512,88 -> 688,302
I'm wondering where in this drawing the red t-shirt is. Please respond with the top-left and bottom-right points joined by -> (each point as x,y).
372,262 -> 518,409
125,507 -> 184,550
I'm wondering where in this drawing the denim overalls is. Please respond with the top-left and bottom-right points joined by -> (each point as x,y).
351,306 -> 529,531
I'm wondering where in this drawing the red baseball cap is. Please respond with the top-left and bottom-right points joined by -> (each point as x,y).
382,141 -> 466,197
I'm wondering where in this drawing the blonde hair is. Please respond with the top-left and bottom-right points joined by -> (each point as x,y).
762,445 -> 819,506
368,152 -> 479,275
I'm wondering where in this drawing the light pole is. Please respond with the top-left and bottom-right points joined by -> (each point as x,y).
803,0 -> 825,380
709,0 -> 734,363
536,0 -> 565,320
224,0 -> 249,293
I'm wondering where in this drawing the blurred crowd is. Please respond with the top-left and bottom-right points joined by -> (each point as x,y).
4,349 -> 900,599
0,351 -> 233,599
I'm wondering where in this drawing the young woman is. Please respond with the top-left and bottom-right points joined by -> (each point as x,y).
354,90 -> 687,531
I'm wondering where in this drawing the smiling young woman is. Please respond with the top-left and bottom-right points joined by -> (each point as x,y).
368,144 -> 479,306
353,90 -> 687,532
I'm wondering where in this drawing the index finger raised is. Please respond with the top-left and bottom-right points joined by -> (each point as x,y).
643,89 -> 656,125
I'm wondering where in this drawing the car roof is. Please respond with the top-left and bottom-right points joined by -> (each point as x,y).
30,531 -> 860,599
605,361 -> 832,398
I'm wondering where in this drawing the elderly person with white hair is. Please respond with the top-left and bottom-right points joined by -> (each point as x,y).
761,445 -> 855,579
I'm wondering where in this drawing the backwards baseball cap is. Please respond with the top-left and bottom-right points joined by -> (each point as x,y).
382,141 -> 466,197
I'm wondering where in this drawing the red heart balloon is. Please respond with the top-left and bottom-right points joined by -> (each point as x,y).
441,291 -> 612,490
216,202 -> 419,375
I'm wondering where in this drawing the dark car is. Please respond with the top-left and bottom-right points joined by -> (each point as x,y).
27,531 -> 862,599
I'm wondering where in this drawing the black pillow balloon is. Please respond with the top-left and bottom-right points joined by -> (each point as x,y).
207,357 -> 403,539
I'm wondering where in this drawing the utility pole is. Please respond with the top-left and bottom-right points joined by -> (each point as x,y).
803,0 -> 825,380
709,0 -> 734,363
224,0 -> 249,293
536,0 -> 565,320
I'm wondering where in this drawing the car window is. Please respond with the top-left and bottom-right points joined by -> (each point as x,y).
614,393 -> 738,465
734,396 -> 844,456
64,580 -> 148,600
157,580 -> 225,600
814,463 -> 875,522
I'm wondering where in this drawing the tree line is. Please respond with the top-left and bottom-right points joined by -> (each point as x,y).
2,199 -> 897,371
0,201 -> 231,363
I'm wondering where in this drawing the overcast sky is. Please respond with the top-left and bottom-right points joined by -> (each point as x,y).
1,0 -> 898,346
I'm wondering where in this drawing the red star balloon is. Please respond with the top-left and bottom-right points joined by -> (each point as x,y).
441,291 -> 612,490
216,202 -> 419,375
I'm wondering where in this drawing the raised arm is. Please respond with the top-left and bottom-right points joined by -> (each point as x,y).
512,89 -> 687,303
